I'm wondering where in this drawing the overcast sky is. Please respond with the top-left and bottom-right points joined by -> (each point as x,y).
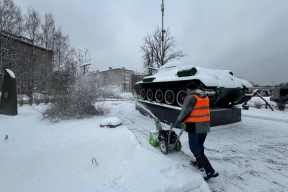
13,0 -> 288,85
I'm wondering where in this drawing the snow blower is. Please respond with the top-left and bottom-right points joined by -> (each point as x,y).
149,119 -> 186,154
134,101 -> 162,147
135,101 -> 185,154
158,123 -> 186,154
148,116 -> 162,147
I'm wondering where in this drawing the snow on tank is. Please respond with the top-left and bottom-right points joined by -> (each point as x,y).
134,62 -> 253,107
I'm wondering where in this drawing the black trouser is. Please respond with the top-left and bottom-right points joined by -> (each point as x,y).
188,133 -> 207,156
188,133 -> 215,174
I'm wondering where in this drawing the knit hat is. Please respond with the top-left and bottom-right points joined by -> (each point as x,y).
186,82 -> 198,90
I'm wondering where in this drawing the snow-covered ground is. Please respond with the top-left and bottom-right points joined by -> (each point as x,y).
1,98 -> 287,192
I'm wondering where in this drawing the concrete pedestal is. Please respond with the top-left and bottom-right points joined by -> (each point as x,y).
135,100 -> 241,127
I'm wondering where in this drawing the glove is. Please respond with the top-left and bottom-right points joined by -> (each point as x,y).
173,123 -> 179,128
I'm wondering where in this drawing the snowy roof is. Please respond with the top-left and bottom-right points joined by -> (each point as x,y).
139,62 -> 253,88
6,69 -> 15,78
99,67 -> 134,73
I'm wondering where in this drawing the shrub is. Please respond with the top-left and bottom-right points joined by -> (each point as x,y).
42,75 -> 108,123
43,95 -> 50,105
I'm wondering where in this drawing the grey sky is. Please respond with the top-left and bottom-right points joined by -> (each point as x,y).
13,0 -> 288,85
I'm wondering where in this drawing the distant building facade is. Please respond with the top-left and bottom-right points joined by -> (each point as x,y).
93,67 -> 134,92
0,31 -> 53,93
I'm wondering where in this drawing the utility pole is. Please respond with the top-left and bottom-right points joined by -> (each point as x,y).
161,0 -> 165,66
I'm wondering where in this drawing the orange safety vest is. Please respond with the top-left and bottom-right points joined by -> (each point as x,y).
184,94 -> 210,123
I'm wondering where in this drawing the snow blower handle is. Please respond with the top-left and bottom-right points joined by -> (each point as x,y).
170,122 -> 186,130
153,117 -> 163,131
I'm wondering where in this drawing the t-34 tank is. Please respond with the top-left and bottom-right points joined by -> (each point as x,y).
134,62 -> 253,107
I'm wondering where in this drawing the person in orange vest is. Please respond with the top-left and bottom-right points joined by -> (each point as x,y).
174,82 -> 218,181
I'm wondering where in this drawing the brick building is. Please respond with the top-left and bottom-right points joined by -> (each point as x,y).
95,67 -> 134,92
0,32 -> 53,93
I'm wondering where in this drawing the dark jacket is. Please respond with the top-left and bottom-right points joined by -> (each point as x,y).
176,89 -> 210,133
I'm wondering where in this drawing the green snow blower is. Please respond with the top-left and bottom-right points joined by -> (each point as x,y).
135,101 -> 185,154
149,120 -> 186,154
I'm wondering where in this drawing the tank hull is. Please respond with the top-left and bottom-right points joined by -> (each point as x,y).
135,80 -> 250,107
134,62 -> 253,107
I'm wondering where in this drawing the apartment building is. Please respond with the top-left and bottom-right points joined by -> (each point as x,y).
0,31 -> 53,93
96,67 -> 134,92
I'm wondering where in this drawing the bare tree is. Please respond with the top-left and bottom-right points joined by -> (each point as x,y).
75,48 -> 91,75
40,13 -> 55,50
0,0 -> 26,101
22,6 -> 42,91
39,21 -> 75,96
13,10 -> 24,36
64,47 -> 77,73
37,13 -> 55,91
0,0 -> 22,33
0,1 -> 76,105
24,6 -> 41,45
50,47 -> 77,95
140,26 -> 186,72
53,27 -> 69,70
131,71 -> 143,90
0,0 -> 22,73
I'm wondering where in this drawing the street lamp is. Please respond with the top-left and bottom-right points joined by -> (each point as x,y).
80,62 -> 91,75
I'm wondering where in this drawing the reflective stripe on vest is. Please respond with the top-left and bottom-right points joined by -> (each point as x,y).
184,94 -> 210,123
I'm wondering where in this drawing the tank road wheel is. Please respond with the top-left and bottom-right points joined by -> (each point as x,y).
140,89 -> 146,100
176,90 -> 187,106
160,141 -> 168,154
212,89 -> 221,105
164,90 -> 175,105
232,90 -> 243,104
147,89 -> 153,101
155,89 -> 163,103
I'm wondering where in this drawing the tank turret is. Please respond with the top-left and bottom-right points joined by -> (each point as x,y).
134,62 -> 253,107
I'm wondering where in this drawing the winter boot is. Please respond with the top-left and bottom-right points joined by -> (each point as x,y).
190,160 -> 204,172
196,153 -> 219,181
203,172 -> 219,181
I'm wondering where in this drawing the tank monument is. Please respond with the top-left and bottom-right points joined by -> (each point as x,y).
134,62 -> 253,127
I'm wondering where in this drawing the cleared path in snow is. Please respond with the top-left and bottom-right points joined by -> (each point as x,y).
108,101 -> 288,192
242,114 -> 288,123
